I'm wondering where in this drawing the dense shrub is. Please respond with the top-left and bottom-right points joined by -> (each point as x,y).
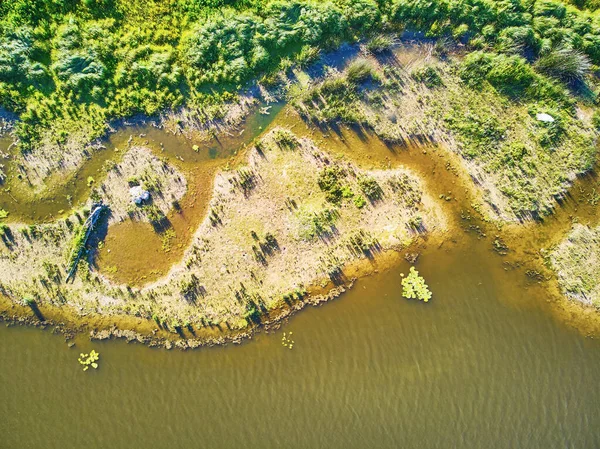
460,51 -> 570,105
389,0 -> 600,64
0,0 -> 599,153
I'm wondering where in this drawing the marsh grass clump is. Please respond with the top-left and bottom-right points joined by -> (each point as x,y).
143,205 -> 165,224
593,111 -> 600,131
141,169 -> 162,193
401,266 -> 432,302
233,168 -> 257,196
296,45 -> 321,68
357,175 -> 383,202
365,34 -> 395,54
273,129 -> 298,150
297,208 -> 339,241
346,230 -> 380,258
387,174 -> 422,209
209,207 -> 222,226
535,47 -> 591,82
353,194 -> 366,208
290,71 -> 368,125
251,232 -> 280,264
346,58 -> 377,85
179,274 -> 205,304
408,214 -> 423,231
0,223 -> 9,239
459,51 -> 569,104
317,166 -> 347,204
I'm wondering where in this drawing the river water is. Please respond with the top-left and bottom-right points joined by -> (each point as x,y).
2,230 -> 600,448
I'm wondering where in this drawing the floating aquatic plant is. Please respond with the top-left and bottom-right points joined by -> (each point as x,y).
281,332 -> 294,350
78,350 -> 100,372
401,267 -> 432,302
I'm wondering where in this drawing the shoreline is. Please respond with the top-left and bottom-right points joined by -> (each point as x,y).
5,217 -> 600,350
0,246 -> 411,350
0,125 -> 447,347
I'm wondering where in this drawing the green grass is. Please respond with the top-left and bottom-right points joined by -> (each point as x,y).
2,0 -> 598,160
0,0 -> 382,153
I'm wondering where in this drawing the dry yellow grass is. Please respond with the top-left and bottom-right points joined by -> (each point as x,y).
0,128 -> 446,331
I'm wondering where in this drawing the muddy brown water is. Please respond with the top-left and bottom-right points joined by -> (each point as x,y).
3,104 -> 600,447
2,226 -> 600,448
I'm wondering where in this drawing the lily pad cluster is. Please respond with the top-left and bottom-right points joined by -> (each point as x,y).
78,350 -> 100,371
401,267 -> 432,302
282,332 -> 294,350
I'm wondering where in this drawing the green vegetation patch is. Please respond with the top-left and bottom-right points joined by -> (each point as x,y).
293,47 -> 598,219
0,0 -> 383,153
296,207 -> 339,241
401,266 -> 432,302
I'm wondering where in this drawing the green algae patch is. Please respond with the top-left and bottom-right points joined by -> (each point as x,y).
401,267 -> 432,302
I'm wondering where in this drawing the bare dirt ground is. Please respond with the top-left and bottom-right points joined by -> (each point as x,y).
99,146 -> 187,224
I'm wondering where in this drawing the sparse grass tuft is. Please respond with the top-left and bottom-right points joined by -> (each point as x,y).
412,66 -> 444,88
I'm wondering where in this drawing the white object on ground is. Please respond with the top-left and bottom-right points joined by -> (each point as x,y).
536,113 -> 555,123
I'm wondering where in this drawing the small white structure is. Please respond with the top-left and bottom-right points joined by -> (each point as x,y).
536,113 -> 555,123
129,186 -> 151,205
